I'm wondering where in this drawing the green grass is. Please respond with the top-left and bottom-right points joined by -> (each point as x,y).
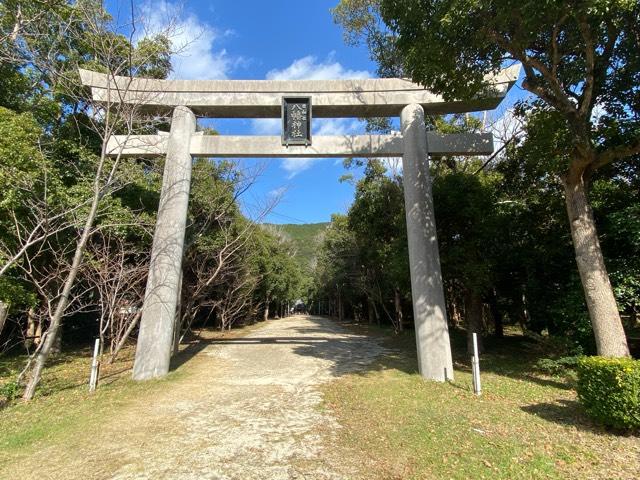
322,325 -> 639,479
0,345 -> 183,467
1,321 -> 637,479
0,321 -> 265,468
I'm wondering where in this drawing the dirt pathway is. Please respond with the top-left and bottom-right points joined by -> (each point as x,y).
15,315 -> 385,480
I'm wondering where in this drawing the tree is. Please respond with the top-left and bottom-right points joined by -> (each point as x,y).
347,161 -> 409,331
493,104 -> 640,351
0,0 -> 176,399
340,0 -> 636,357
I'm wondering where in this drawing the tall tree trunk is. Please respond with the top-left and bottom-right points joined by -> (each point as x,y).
373,300 -> 381,326
446,286 -> 462,328
487,288 -> 504,338
25,307 -> 38,349
394,287 -> 403,333
23,158 -> 105,400
367,298 -> 375,325
34,315 -> 42,346
464,290 -> 484,355
0,301 -> 8,339
50,330 -> 62,355
564,171 -> 630,357
263,296 -> 269,321
515,286 -> 530,334
108,310 -> 142,364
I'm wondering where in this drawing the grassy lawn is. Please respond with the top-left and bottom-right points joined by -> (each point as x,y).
2,319 -> 638,479
0,344 -> 183,468
0,323 -> 263,470
322,325 -> 639,480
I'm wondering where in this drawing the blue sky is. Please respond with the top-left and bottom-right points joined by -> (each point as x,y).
106,0 -> 524,224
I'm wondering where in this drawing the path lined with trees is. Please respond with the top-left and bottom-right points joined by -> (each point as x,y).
0,1 -> 306,399
1,315 -> 385,480
0,1 -> 639,476
321,0 -> 639,359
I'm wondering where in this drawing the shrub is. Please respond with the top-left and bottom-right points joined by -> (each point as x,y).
0,379 -> 21,406
576,356 -> 640,430
535,356 -> 580,376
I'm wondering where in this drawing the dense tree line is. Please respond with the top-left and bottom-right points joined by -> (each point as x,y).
314,115 -> 639,354
317,0 -> 639,355
0,1 -> 304,399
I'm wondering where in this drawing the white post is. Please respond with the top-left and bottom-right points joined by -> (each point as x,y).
401,103 -> 454,382
133,106 -> 196,381
172,267 -> 184,357
89,338 -> 100,392
472,332 -> 482,395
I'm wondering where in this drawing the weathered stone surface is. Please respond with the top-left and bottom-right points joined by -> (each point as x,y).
132,106 -> 196,381
106,132 -> 493,158
401,103 -> 454,382
88,64 -> 516,385
79,66 -> 520,118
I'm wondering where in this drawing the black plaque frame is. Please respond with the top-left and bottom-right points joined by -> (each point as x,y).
281,96 -> 312,146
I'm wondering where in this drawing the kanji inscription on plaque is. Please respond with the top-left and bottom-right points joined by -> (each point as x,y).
282,97 -> 312,146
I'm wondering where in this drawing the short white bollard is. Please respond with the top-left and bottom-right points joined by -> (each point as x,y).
471,332 -> 482,396
89,338 -> 100,392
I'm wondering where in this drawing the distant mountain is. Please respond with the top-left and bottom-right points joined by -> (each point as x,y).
264,222 -> 329,270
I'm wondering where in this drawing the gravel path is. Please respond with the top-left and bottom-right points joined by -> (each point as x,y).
17,315 -> 385,480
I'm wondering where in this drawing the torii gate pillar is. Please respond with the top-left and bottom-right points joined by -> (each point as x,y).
401,104 -> 454,382
133,106 -> 195,380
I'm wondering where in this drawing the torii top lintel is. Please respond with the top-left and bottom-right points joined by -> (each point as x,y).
78,65 -> 520,119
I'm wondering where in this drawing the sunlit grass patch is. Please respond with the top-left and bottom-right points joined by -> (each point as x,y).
322,325 -> 639,479
0,321 -> 266,464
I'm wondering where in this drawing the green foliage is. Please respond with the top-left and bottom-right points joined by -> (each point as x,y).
576,356 -> 640,430
0,0 -> 177,356
332,0 -> 404,78
433,169 -> 496,293
535,356 -> 580,376
314,160 -> 410,325
337,0 -> 639,351
0,107 -> 48,211
268,223 -> 329,271
379,0 -> 639,122
0,378 -> 21,404
179,158 -> 306,328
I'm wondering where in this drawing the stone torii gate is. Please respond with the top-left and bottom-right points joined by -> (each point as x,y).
79,66 -> 518,383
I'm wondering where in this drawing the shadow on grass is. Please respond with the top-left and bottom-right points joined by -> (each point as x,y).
521,399 -> 588,427
170,339 -> 210,371
334,319 -> 574,388
165,315 -> 612,435
448,331 -> 576,391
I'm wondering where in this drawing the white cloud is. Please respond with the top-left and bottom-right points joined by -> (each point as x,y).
250,54 -> 371,177
314,118 -> 361,136
268,186 -> 287,198
280,158 -> 324,179
265,53 -> 370,81
138,1 -> 240,80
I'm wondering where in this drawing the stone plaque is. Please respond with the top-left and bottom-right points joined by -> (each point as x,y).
282,97 -> 312,146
